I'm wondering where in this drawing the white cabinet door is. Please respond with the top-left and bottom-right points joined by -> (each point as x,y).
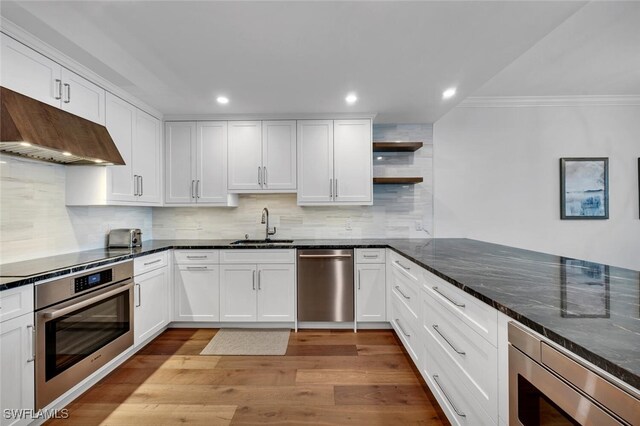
165,122 -> 197,204
197,121 -> 229,204
356,263 -> 386,322
134,267 -> 168,346
262,121 -> 296,191
228,121 -> 262,191
297,120 -> 334,204
60,68 -> 105,125
333,119 -> 372,204
105,93 -> 136,202
257,264 -> 294,322
174,265 -> 220,322
0,33 -> 61,107
134,109 -> 161,204
220,264 -> 257,322
0,314 -> 35,426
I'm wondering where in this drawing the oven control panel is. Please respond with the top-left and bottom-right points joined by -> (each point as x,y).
74,269 -> 113,293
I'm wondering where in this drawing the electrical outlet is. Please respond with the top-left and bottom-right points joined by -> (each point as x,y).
346,218 -> 352,231
414,221 -> 423,231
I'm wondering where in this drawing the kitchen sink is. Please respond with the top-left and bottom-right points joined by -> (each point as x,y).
230,239 -> 294,245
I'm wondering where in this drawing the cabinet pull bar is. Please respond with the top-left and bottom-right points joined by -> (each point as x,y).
363,255 -> 378,258
394,285 -> 411,300
263,167 -> 267,186
196,180 -> 200,198
357,270 -> 361,290
432,325 -> 466,355
27,325 -> 35,362
54,79 -> 62,100
432,375 -> 466,418
186,255 -> 208,259
191,180 -> 195,199
186,266 -> 208,270
335,179 -> 338,198
329,178 -> 333,198
258,270 -> 261,290
432,286 -> 465,308
258,167 -> 262,186
253,270 -> 256,290
144,259 -> 162,266
63,83 -> 71,103
140,176 -> 143,196
394,260 -> 411,271
133,175 -> 139,196
395,318 -> 410,337
135,283 -> 141,307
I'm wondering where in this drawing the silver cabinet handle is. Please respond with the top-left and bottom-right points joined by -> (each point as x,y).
63,83 -> 71,103
252,270 -> 256,290
133,175 -> 139,196
335,178 -> 338,198
395,318 -> 410,337
258,166 -> 262,186
432,324 -> 466,355
263,167 -> 267,186
144,258 -> 162,266
54,79 -> 62,100
357,270 -> 361,290
186,266 -> 208,270
394,285 -> 411,300
139,176 -> 143,196
196,180 -> 200,198
329,178 -> 333,198
135,283 -> 141,307
432,374 -> 466,418
363,254 -> 378,259
186,255 -> 208,259
26,324 -> 35,363
432,286 -> 465,308
394,260 -> 411,271
258,270 -> 261,290
191,180 -> 195,199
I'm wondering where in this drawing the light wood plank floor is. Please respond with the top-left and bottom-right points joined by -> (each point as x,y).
48,329 -> 449,425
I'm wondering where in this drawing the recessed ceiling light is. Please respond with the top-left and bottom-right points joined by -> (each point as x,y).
217,96 -> 229,105
345,93 -> 358,104
442,87 -> 457,99
20,142 -> 31,147
62,152 -> 72,157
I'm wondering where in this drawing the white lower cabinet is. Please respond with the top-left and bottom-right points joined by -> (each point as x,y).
0,313 -> 35,426
174,265 -> 220,322
220,263 -> 295,322
356,262 -> 386,322
134,266 -> 169,347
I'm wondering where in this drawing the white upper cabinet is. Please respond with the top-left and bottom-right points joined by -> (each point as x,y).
297,119 -> 372,205
297,120 -> 334,204
1,33 -> 105,125
165,121 -> 236,206
66,94 -> 162,206
228,121 -> 297,192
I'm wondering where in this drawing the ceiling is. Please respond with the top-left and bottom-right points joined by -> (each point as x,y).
474,1 -> 640,97
0,1 -> 588,123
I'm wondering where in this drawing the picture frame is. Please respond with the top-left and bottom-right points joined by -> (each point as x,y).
560,157 -> 609,219
560,258 -> 610,318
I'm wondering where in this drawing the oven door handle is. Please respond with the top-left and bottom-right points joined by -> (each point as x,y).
41,282 -> 133,320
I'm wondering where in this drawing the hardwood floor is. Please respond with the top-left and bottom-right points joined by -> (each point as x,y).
48,329 -> 449,425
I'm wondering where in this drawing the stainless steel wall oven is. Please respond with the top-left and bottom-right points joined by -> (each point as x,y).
35,261 -> 134,409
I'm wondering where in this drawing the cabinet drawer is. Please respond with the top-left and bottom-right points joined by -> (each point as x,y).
174,250 -> 219,264
422,270 -> 497,345
220,249 -> 294,264
389,251 -> 420,283
134,251 -> 168,275
422,292 -> 498,421
422,336 -> 495,426
391,294 -> 421,365
0,285 -> 33,323
390,266 -> 420,320
356,248 -> 385,264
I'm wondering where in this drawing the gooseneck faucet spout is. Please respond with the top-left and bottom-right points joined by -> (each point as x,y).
261,207 -> 277,240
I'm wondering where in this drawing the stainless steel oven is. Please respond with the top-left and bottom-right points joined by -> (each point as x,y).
35,261 -> 133,409
508,322 -> 639,425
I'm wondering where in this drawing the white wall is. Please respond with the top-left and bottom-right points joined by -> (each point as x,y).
153,124 -> 434,240
0,155 -> 152,264
433,103 -> 640,270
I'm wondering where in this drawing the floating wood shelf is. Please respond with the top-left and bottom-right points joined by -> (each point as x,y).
373,177 -> 423,184
373,142 -> 423,152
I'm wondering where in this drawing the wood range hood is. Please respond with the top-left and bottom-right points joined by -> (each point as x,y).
0,86 -> 125,165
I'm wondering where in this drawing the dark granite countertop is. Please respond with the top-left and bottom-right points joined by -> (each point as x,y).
1,238 -> 638,390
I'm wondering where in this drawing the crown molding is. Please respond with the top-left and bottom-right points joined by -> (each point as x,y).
459,95 -> 640,108
163,113 -> 378,122
0,17 -> 164,119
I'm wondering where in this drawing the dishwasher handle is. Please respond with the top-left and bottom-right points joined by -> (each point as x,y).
298,254 -> 352,258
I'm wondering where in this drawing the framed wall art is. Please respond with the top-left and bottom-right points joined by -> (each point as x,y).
560,157 -> 609,219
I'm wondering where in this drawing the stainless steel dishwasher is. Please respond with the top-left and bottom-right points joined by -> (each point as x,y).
297,249 -> 354,322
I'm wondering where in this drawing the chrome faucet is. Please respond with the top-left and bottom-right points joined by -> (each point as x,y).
261,207 -> 276,240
